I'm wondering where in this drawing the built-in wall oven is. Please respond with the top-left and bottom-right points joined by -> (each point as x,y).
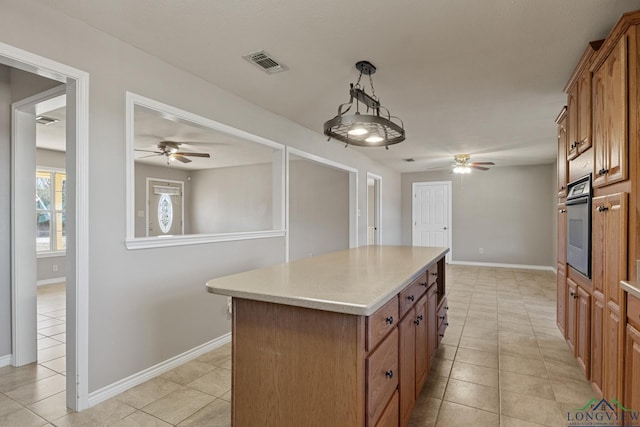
566,175 -> 592,278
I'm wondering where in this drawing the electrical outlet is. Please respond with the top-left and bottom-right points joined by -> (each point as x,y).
52,264 -> 58,272
479,248 -> 484,254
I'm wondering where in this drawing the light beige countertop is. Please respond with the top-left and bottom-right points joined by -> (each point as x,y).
621,280 -> 640,299
206,245 -> 449,316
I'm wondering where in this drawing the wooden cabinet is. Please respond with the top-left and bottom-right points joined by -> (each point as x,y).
591,291 -> 605,395
625,293 -> 640,411
556,108 -> 568,197
567,69 -> 593,161
427,284 -> 438,365
414,296 -> 428,395
592,193 -> 628,307
557,263 -> 567,336
557,204 -> 567,266
368,329 -> 399,426
567,279 -> 578,353
376,391 -> 399,427
604,304 -> 621,400
398,309 -> 416,426
592,36 -> 628,188
576,286 -> 591,376
567,84 -> 578,160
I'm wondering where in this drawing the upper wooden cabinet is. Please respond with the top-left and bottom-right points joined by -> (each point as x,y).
556,107 -> 568,198
564,40 -> 603,162
592,34 -> 628,188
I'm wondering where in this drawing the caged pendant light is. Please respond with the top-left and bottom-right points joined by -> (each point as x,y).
323,60 -> 405,149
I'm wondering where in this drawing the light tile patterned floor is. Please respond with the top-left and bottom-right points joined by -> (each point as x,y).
0,266 -> 599,426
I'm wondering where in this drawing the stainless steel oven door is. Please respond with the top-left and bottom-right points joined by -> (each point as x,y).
566,196 -> 590,277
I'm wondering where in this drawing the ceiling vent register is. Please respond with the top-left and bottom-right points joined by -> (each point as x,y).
242,50 -> 287,74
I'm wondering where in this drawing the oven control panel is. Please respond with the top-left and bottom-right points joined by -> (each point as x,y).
567,177 -> 591,200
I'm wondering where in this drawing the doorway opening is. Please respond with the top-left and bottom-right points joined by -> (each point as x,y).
367,173 -> 381,245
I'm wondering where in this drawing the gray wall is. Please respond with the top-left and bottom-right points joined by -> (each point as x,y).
0,0 -> 402,392
289,158 -> 350,261
190,163 -> 272,234
36,148 -> 67,282
134,163 -> 193,237
0,66 -> 64,357
402,164 -> 555,267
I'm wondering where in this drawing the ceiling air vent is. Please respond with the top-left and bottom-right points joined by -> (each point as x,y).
242,50 -> 287,74
35,116 -> 59,126
403,158 -> 415,162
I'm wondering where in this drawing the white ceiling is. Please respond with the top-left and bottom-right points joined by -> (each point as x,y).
33,0 -> 640,172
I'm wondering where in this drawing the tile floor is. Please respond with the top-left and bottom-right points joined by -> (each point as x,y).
0,266 -> 600,426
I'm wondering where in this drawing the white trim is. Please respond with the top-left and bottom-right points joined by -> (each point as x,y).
125,92 -> 286,247
412,181 -> 453,263
449,260 -> 555,272
286,147 -> 359,250
284,149 -> 290,262
87,333 -> 231,407
126,230 -> 285,250
1,40 -> 91,412
366,172 -> 382,245
37,277 -> 66,286
0,354 -> 11,368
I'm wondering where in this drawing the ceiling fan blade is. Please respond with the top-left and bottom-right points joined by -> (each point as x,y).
174,152 -> 211,158
172,155 -> 192,163
468,162 -> 495,166
470,165 -> 490,171
134,149 -> 162,154
137,154 -> 162,160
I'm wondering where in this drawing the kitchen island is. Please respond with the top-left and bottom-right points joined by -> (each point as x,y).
206,245 -> 449,427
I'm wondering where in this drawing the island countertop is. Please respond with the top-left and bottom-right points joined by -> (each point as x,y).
205,245 -> 449,316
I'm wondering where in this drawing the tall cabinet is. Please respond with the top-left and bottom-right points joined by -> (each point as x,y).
557,10 -> 640,407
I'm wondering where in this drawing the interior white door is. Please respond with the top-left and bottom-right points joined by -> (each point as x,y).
412,182 -> 451,256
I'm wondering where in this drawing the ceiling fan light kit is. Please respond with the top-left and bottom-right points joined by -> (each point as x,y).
323,60 -> 405,149
451,153 -> 495,173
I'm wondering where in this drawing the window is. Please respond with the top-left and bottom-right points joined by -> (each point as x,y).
36,169 -> 66,253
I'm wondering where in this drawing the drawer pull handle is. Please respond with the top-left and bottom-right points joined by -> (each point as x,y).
385,370 -> 393,379
439,315 -> 445,320
414,319 -> 421,325
407,295 -> 415,302
445,322 -> 449,326
598,168 -> 609,176
385,316 -> 394,325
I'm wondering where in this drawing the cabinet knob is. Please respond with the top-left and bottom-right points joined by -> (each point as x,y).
421,282 -> 427,287
385,316 -> 394,325
385,370 -> 393,379
598,168 -> 609,176
439,333 -> 445,337
598,206 -> 609,212
414,319 -> 421,325
418,315 -> 424,321
407,295 -> 415,302
431,272 -> 438,276
570,292 -> 575,297
560,209 -> 567,213
439,315 -> 445,320
445,306 -> 449,310
445,322 -> 449,326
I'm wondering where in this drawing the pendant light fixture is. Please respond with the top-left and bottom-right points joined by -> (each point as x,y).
323,61 -> 405,149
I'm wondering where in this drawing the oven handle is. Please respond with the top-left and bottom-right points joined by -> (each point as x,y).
567,197 -> 589,206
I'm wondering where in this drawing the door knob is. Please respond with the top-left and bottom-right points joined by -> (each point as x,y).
443,227 -> 447,230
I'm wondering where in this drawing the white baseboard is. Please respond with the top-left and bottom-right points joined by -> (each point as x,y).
37,277 -> 66,286
449,260 -> 555,272
0,354 -> 12,367
87,332 -> 231,408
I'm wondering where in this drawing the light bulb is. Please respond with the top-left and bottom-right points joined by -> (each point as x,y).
365,135 -> 384,144
347,125 -> 368,136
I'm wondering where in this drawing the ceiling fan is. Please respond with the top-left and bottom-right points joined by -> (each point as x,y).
135,140 -> 211,164
451,154 -> 495,173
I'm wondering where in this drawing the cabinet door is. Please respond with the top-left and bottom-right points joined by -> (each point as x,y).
427,285 -> 438,365
398,308 -> 416,427
576,286 -> 591,378
567,279 -> 578,353
576,68 -> 592,153
591,292 -> 604,395
557,117 -> 568,197
415,296 -> 428,396
557,263 -> 567,337
567,84 -> 579,161
593,36 -> 628,187
591,196 -> 606,294
603,304 -> 621,400
604,193 -> 627,306
625,324 -> 640,412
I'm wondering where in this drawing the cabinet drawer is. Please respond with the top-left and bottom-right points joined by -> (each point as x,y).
427,265 -> 438,287
367,328 -> 399,427
437,297 -> 448,329
375,390 -> 399,427
628,293 -> 640,331
367,296 -> 399,352
399,274 -> 427,318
